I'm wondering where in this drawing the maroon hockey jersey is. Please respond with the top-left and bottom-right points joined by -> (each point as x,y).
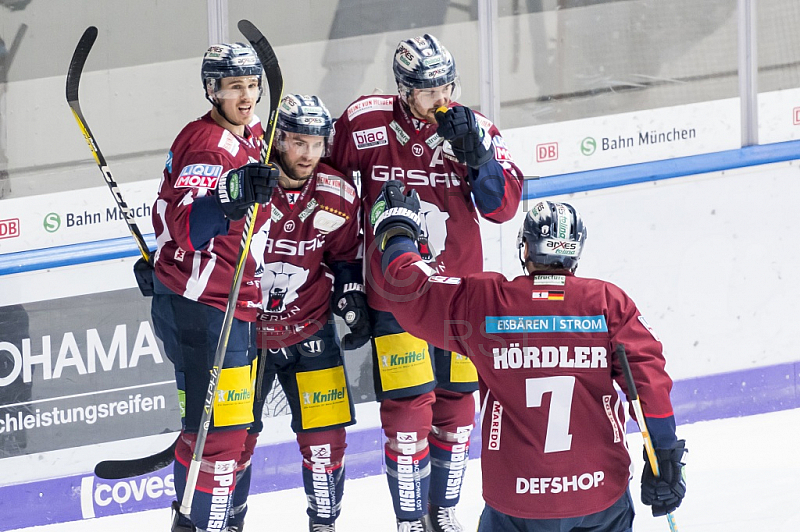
255,163 -> 362,348
153,112 -> 271,321
384,252 -> 675,519
328,95 -> 523,311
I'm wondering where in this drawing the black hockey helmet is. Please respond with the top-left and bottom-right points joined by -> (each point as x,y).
517,201 -> 587,272
274,94 -> 333,158
277,94 -> 333,137
393,34 -> 460,103
201,42 -> 263,104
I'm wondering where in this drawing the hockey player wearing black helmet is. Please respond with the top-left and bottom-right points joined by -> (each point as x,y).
272,94 -> 333,187
393,34 -> 460,124
248,94 -> 367,532
330,35 -> 524,532
201,42 -> 263,130
151,42 -> 279,532
372,186 -> 688,532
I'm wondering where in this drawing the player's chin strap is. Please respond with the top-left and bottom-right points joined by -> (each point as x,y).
206,83 -> 259,130
209,97 -> 245,136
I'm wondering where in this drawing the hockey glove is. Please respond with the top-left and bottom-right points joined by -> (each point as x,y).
216,162 -> 279,220
641,439 -> 687,516
332,284 -> 372,350
133,253 -> 155,297
371,180 -> 421,252
435,105 -> 494,169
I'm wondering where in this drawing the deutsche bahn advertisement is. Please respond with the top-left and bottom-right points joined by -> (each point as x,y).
0,179 -> 158,255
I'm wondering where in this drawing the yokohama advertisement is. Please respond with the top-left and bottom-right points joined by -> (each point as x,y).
0,282 -> 378,530
0,289 -> 179,457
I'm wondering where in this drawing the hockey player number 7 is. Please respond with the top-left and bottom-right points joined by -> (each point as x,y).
526,376 -> 576,453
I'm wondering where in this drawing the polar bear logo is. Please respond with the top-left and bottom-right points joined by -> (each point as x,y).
260,262 -> 309,313
418,199 -> 449,264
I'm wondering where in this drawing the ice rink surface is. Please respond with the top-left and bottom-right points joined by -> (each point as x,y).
16,407 -> 800,532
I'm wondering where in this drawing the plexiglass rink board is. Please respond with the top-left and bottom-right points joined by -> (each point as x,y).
3,0 -> 800,198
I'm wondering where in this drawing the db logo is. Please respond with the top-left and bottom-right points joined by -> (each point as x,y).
0,218 -> 20,240
353,127 -> 388,150
536,142 -> 558,162
794,107 -> 800,125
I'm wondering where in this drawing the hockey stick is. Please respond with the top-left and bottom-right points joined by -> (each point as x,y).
92,23 -> 285,485
174,20 -> 283,525
66,25 -> 171,480
616,344 -> 679,532
66,26 -> 151,262
94,438 -> 178,479
66,25 -> 167,481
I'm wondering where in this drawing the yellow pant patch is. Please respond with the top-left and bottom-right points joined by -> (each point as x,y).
449,351 -> 478,383
374,332 -> 434,392
212,362 -> 256,427
296,366 -> 352,430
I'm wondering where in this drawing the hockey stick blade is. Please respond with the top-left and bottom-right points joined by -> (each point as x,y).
66,26 -> 97,104
66,26 -> 151,262
94,435 -> 178,479
237,19 -> 284,164
237,20 -> 279,71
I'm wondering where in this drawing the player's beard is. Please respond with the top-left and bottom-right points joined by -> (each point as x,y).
278,154 -> 315,189
285,165 -> 312,182
419,107 -> 438,123
407,94 -> 440,123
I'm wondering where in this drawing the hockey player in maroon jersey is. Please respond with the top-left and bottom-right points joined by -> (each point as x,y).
242,94 -> 367,532
371,181 -> 688,532
328,34 -> 523,532
150,43 -> 279,532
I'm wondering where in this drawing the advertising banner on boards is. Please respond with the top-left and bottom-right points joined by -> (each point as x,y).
0,289 -> 178,457
0,287 -> 377,458
0,180 -> 158,255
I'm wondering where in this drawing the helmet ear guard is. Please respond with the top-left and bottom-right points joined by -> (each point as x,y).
517,201 -> 587,273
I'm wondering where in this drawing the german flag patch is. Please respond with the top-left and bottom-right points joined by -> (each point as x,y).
531,290 -> 565,301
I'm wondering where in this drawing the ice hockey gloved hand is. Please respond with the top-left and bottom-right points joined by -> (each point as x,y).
332,284 -> 371,350
435,105 -> 494,169
641,439 -> 687,516
132,252 -> 156,297
216,162 -> 279,220
371,180 -> 421,252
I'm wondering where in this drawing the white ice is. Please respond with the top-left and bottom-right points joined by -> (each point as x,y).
16,408 -> 800,531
